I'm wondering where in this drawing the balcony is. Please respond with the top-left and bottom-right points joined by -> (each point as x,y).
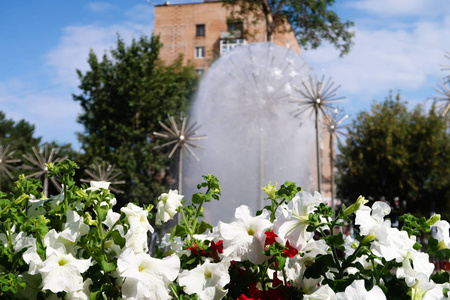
220,32 -> 247,56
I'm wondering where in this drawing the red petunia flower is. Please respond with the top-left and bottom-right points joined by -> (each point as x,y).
238,282 -> 285,300
211,240 -> 224,254
272,271 -> 283,287
283,240 -> 298,258
264,230 -> 279,248
187,242 -> 207,256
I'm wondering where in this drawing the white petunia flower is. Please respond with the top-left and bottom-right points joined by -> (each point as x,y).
423,282 -> 450,300
155,190 -> 183,225
87,181 -> 117,206
38,246 -> 91,293
124,228 -> 150,254
355,201 -> 390,236
354,201 -> 417,264
41,211 -> 89,255
27,192 -> 64,217
159,233 -> 189,256
103,209 -> 121,229
23,243 -> 43,275
396,249 -> 435,287
370,222 -> 415,263
66,279 -> 92,300
87,181 -> 111,191
178,259 -> 231,300
218,205 -> 272,264
117,248 -> 180,300
121,203 -> 154,253
303,239 -> 329,259
278,239 -> 328,293
283,255 -> 322,293
44,229 -> 66,252
60,210 -> 90,244
273,191 -> 323,250
336,280 -> 386,300
121,203 -> 154,234
0,230 -> 35,252
433,220 -> 450,249
409,273 -> 437,300
303,284 -> 337,300
343,236 -> 371,275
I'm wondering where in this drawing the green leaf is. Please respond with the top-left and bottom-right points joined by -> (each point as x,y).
100,261 -> 116,273
170,224 -> 187,239
326,232 -> 345,247
196,221 -> 213,234
276,181 -> 301,202
111,230 -> 126,248
192,193 -> 205,205
413,242 -> 422,251
275,255 -> 286,270
96,206 -> 109,221
304,254 -> 336,279
89,290 -> 102,300
431,270 -> 450,284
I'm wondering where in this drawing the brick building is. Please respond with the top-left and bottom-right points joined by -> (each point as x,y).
153,0 -> 301,75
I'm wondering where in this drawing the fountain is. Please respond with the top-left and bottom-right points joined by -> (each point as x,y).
183,42 -> 316,224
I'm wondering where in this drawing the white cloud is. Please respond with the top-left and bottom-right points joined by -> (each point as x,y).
302,16 -> 450,104
347,0 -> 449,17
0,3 -> 158,149
44,22 -> 152,86
0,80 -> 83,148
85,2 -> 117,13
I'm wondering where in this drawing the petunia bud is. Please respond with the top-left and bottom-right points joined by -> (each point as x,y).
426,214 -> 441,226
361,232 -> 377,245
343,196 -> 368,216
261,182 -> 277,200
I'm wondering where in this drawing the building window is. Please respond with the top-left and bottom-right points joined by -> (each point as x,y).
220,39 -> 246,55
196,24 -> 205,37
195,46 -> 205,59
195,69 -> 205,76
227,21 -> 243,36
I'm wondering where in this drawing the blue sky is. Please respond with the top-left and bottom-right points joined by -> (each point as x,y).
1,0 -> 450,151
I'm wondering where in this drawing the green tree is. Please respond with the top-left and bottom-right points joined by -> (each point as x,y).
0,111 -> 41,191
223,0 -> 354,56
337,94 -> 450,219
73,35 -> 199,206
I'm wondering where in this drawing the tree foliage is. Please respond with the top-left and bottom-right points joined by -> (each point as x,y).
0,111 -> 41,191
73,35 -> 199,206
223,0 -> 355,56
0,111 -> 79,196
337,94 -> 450,219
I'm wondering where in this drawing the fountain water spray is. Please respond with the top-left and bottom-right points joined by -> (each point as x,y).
184,42 -> 316,224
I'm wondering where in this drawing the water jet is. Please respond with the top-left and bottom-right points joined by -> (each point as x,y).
183,42 -> 317,224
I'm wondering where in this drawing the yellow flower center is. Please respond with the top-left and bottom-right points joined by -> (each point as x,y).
205,269 -> 212,279
139,265 -> 144,272
58,258 -> 68,266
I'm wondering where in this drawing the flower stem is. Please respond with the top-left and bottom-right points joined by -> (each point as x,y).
319,226 -> 341,270
191,200 -> 204,235
180,209 -> 193,238
170,283 -> 179,299
64,184 -> 69,212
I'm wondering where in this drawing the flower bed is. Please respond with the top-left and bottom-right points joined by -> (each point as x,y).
0,160 -> 449,299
